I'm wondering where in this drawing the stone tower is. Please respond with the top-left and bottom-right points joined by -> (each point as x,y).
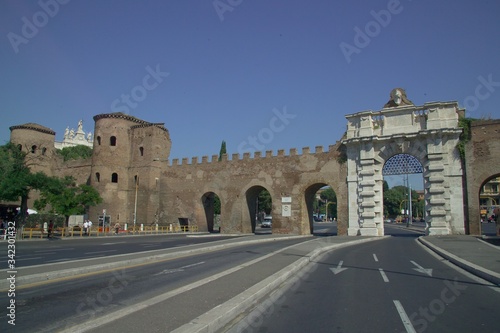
89,113 -> 171,228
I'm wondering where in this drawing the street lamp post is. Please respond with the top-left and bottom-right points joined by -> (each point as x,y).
133,175 -> 138,233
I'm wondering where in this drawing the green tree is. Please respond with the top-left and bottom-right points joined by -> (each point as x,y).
0,143 -> 51,226
320,187 -> 337,219
383,185 -> 421,218
218,140 -> 226,161
34,176 -> 102,227
56,145 -> 93,161
213,193 -> 221,215
258,189 -> 272,215
213,140 -> 227,214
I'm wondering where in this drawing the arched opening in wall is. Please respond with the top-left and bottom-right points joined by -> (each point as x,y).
139,146 -> 144,157
202,192 -> 221,233
305,184 -> 337,235
111,173 -> 118,183
97,136 -> 101,145
246,186 -> 272,234
31,145 -> 37,153
478,174 -> 500,236
41,147 -> 47,155
95,172 -> 100,182
110,136 -> 117,146
382,153 -> 424,235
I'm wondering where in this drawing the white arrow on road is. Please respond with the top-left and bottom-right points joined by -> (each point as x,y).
329,261 -> 348,275
410,260 -> 433,277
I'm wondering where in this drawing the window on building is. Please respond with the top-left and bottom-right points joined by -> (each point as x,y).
111,173 -> 118,183
97,136 -> 101,145
139,147 -> 144,156
31,145 -> 37,153
110,136 -> 117,146
41,147 -> 47,155
95,172 -> 100,182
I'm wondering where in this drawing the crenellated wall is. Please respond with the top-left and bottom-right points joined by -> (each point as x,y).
160,143 -> 348,234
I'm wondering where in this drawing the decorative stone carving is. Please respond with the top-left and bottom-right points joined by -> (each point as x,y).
383,88 -> 414,108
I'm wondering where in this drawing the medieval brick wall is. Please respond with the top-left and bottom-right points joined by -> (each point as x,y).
465,119 -> 500,235
161,144 -> 348,234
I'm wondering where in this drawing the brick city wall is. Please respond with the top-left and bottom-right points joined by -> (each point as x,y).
465,119 -> 500,234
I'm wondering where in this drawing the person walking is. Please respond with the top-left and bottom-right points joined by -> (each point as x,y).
494,207 -> 500,236
114,222 -> 121,235
87,219 -> 93,235
83,220 -> 89,235
47,220 -> 54,239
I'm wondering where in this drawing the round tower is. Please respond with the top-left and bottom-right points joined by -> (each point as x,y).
90,113 -> 171,229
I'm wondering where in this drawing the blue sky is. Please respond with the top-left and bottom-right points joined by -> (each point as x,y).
1,0 -> 500,190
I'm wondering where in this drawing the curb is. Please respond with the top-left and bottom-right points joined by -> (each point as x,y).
418,236 -> 500,286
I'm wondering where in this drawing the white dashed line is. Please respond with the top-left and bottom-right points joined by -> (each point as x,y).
379,268 -> 389,282
393,300 -> 417,333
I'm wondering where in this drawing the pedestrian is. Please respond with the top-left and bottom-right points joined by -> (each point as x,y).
83,220 -> 89,235
47,220 -> 54,239
114,222 -> 121,235
0,218 -> 6,237
87,219 -> 93,235
494,207 -> 500,236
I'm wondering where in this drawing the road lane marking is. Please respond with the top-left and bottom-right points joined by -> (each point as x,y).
329,261 -> 348,275
101,242 -> 126,245
379,268 -> 389,282
154,261 -> 206,275
373,253 -> 379,262
84,250 -> 117,255
47,258 -> 72,263
393,300 -> 417,333
410,260 -> 433,277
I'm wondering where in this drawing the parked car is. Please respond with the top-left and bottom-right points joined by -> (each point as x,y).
261,218 -> 272,228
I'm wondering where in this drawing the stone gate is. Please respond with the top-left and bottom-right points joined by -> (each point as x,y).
343,90 -> 465,236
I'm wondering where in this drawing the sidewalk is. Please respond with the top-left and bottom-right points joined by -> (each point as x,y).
418,235 -> 500,286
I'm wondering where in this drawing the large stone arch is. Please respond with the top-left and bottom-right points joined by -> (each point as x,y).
201,191 -> 221,233
344,101 -> 465,236
242,184 -> 274,233
302,183 -> 338,234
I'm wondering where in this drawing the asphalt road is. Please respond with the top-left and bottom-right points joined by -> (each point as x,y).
0,234 -> 241,267
0,236 -> 311,333
224,227 -> 500,333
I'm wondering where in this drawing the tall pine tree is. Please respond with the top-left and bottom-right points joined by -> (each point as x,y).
218,140 -> 226,161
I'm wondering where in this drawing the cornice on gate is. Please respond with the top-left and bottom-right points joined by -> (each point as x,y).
343,101 -> 463,142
